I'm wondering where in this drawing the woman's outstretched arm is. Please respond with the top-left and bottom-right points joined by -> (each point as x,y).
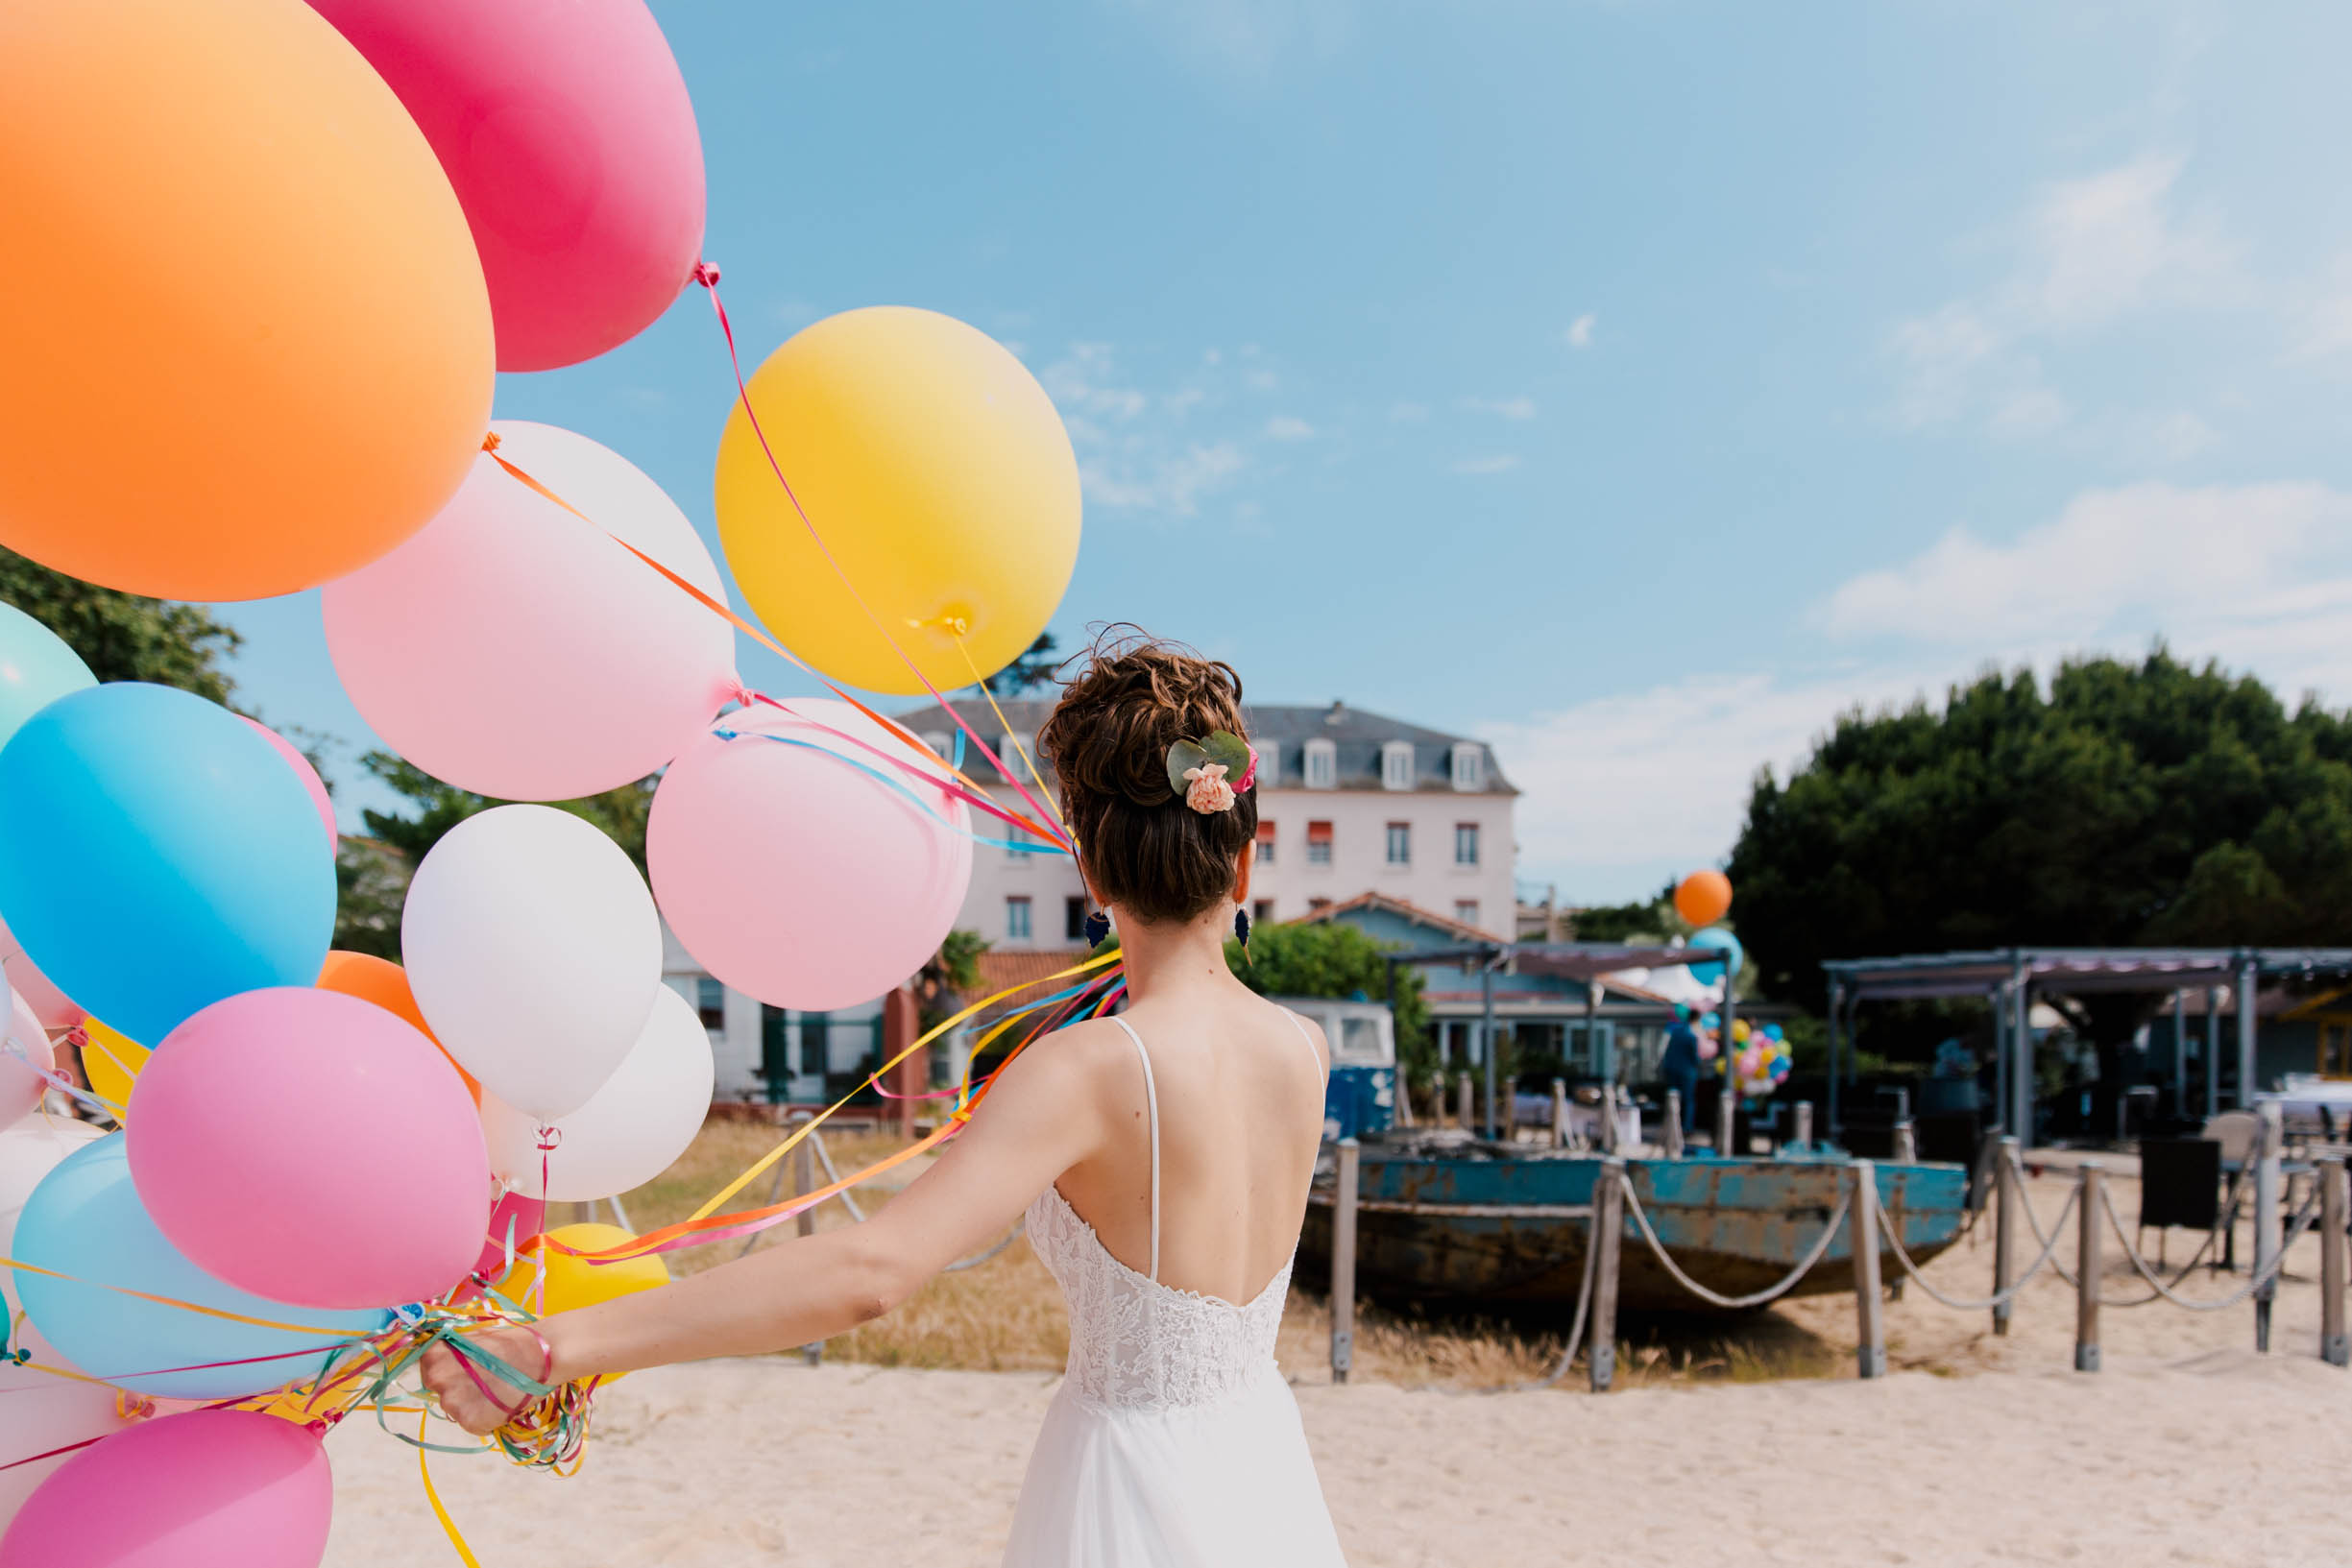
421,1022 -> 1117,1433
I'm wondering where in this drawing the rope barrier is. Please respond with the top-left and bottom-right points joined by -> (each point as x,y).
1505,1174 -> 1603,1391
941,1220 -> 1026,1274
2095,1178 -> 2321,1313
1620,1174 -> 1853,1311
1874,1179 -> 2078,1312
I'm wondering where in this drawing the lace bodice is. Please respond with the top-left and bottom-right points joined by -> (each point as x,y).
1027,1183 -> 1292,1410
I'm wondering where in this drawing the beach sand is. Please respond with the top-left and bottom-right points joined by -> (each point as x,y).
320,1157 -> 2352,1567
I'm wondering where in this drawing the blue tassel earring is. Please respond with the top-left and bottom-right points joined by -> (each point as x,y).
1234,906 -> 1251,952
1083,908 -> 1110,947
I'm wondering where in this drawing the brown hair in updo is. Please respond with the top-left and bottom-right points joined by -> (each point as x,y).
1037,626 -> 1257,926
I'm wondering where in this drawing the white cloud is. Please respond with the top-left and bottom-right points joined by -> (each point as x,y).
1564,314 -> 1597,350
1462,396 -> 1538,421
1451,454 -> 1520,475
1112,0 -> 1351,80
1037,343 -> 1249,515
1497,480 -> 2352,899
1082,442 -> 1246,515
1265,415 -> 1316,441
1822,481 -> 2352,647
2027,156 -> 2240,328
1389,401 -> 1430,422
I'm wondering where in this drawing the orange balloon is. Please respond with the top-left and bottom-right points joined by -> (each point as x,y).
1674,870 -> 1733,928
316,950 -> 479,1105
0,0 -> 492,600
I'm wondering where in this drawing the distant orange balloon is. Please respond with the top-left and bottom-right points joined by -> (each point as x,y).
1674,870 -> 1733,929
316,951 -> 479,1104
0,0 -> 493,600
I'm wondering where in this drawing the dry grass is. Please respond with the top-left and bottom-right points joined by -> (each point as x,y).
606,1119 -> 1845,1391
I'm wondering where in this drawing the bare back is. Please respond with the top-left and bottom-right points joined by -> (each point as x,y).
1053,990 -> 1328,1305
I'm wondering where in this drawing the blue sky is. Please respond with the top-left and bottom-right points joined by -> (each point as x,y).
220,0 -> 2352,904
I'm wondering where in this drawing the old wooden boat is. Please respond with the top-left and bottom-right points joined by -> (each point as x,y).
1298,1133 -> 1970,1315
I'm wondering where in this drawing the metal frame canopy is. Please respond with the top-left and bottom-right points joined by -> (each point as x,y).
1388,942 -> 1740,1142
1820,947 -> 2352,1139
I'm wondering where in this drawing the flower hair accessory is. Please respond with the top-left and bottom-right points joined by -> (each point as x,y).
1166,732 -> 1257,814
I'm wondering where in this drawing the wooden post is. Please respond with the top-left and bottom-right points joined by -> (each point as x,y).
1588,1158 -> 1624,1393
2253,1101 -> 2281,1353
1851,1160 -> 1885,1378
1715,1082 -> 1736,1158
1458,1071 -> 1473,1135
2321,1158 -> 2347,1368
1331,1138 -> 1359,1386
1892,1121 -> 1917,1164
1550,1078 -> 1568,1150
1992,1136 -> 2019,1337
1661,1091 -> 1685,1159
1793,1100 -> 1813,1152
2074,1161 -> 2103,1373
884,986 -> 922,1141
795,1126 -> 821,1365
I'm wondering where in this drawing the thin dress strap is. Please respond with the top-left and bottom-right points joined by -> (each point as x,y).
1107,1015 -> 1160,1282
1282,1009 -> 1327,1082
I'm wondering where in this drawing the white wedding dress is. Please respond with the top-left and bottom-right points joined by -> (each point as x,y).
1001,1015 -> 1349,1567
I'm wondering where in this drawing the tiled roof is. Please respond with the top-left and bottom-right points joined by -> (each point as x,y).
1297,890 -> 1496,942
890,698 -> 1515,795
960,948 -> 1101,1033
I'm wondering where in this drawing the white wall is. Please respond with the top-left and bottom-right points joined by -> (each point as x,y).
664,920 -> 884,1102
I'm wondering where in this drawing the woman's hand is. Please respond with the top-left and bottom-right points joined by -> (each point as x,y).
418,1321 -> 553,1437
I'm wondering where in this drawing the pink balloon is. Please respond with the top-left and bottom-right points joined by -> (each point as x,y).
324,421 -> 737,802
0,911 -> 78,1031
304,0 -> 704,372
237,717 -> 336,855
127,988 -> 488,1310
474,1189 -> 547,1282
0,1410 -> 329,1568
650,700 -> 973,1011
0,987 -> 55,1124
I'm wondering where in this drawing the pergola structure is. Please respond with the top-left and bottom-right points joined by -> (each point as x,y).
1389,941 -> 1737,1139
1820,948 -> 2352,1140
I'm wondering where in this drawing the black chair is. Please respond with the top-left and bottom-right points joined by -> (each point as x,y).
2137,1136 -> 2222,1270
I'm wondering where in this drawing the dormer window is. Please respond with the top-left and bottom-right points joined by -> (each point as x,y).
1002,733 -> 1036,768
1381,740 -> 1415,791
1304,738 -> 1336,789
920,733 -> 952,764
1450,744 -> 1485,792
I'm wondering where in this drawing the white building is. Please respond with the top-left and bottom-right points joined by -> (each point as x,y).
895,698 -> 1519,948
663,921 -> 885,1105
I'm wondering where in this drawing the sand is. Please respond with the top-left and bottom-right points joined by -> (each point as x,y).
321,1158 -> 2352,1567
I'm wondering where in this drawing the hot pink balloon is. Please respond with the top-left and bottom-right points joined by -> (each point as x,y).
474,1189 -> 547,1282
127,988 -> 488,1310
324,421 -> 738,802
237,717 -> 336,854
0,1409 -> 329,1568
0,911 -> 77,1031
0,987 -> 55,1124
304,0 -> 705,372
649,699 -> 973,1011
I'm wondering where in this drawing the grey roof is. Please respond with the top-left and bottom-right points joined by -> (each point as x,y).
1823,947 -> 2352,1001
890,698 -> 1515,795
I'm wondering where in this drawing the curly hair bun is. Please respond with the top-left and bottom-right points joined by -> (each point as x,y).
1036,626 -> 1257,925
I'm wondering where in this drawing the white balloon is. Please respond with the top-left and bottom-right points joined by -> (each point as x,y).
403,805 -> 663,1122
482,987 -> 715,1201
0,987 -> 55,1125
0,1114 -> 127,1525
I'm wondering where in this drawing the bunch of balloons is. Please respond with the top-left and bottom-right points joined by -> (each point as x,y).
1717,1021 -> 1793,1098
0,0 -> 1083,1561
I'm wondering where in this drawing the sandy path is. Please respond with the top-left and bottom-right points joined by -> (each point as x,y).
324,1345 -> 2351,1568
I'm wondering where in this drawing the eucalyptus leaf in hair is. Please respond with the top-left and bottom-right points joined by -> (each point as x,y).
1165,731 -> 1251,798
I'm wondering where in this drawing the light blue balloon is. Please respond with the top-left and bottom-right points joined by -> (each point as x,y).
1763,1023 -> 1784,1042
1688,927 -> 1744,980
14,1135 -> 390,1399
0,682 -> 333,1045
0,602 -> 95,753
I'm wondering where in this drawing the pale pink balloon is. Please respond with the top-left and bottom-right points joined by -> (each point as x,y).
324,421 -> 738,802
473,1189 -> 548,1282
0,987 -> 55,1124
0,1409 -> 330,1568
649,700 -> 973,1011
127,988 -> 489,1310
236,716 -> 335,854
304,0 -> 704,372
0,912 -> 76,1031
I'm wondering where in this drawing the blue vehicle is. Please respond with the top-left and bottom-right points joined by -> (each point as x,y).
1276,996 -> 1398,1143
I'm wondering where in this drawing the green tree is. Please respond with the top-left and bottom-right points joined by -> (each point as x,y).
982,633 -> 1061,696
1224,920 -> 1434,1087
1570,883 -> 1688,944
0,548 -> 240,701
915,929 -> 990,1034
1727,648 -> 2352,1102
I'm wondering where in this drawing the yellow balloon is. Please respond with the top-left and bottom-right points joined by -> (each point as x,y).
715,307 -> 1081,695
79,1020 -> 149,1116
1731,1019 -> 1751,1044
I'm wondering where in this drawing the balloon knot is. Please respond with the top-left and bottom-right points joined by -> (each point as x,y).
691,259 -> 721,288
481,431 -> 503,453
114,1390 -> 158,1422
535,1124 -> 563,1152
